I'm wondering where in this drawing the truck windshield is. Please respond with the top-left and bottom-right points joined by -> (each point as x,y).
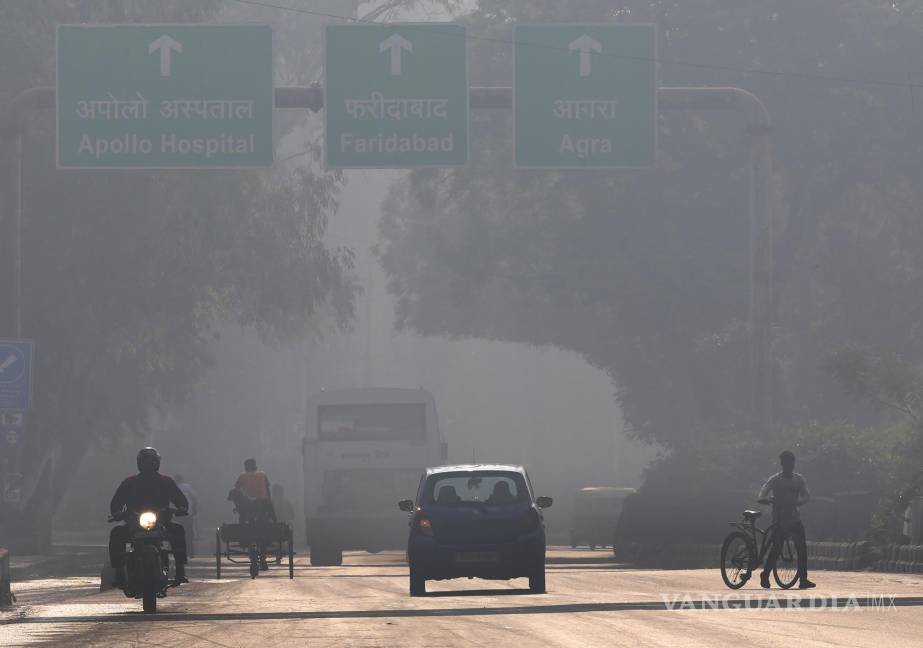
318,403 -> 427,442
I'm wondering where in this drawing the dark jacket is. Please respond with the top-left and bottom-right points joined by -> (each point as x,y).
110,473 -> 189,516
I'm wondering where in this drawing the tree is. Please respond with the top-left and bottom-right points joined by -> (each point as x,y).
379,1 -> 923,458
0,0 -> 360,550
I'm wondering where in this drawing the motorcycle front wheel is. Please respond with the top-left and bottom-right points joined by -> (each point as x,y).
143,592 -> 157,613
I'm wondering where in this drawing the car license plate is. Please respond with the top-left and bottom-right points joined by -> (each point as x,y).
455,551 -> 500,563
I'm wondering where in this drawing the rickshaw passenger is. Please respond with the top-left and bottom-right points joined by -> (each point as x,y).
230,459 -> 276,524
236,458 -> 271,499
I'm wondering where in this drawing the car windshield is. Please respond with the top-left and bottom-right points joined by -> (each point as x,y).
423,471 -> 528,506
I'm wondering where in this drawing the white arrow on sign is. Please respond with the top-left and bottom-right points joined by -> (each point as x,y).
379,33 -> 413,76
568,34 -> 602,77
0,354 -> 15,374
1,412 -> 22,426
149,34 -> 183,78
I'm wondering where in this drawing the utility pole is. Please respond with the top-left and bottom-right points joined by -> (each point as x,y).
0,87 -> 52,550
660,88 -> 775,440
0,87 -> 53,337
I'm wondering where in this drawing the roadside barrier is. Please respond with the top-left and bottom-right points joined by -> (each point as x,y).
623,539 -> 923,573
1,548 -> 12,607
630,541 -> 875,571
874,544 -> 923,573
805,541 -> 870,571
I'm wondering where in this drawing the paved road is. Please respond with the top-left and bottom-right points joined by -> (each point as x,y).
3,549 -> 922,647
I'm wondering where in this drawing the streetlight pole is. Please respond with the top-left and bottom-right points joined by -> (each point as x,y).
661,88 -> 775,440
0,87 -> 52,549
0,86 -> 53,340
14,132 -> 23,339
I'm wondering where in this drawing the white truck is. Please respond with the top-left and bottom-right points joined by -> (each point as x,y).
303,388 -> 445,565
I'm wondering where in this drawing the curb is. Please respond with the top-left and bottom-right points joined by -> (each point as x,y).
623,541 -> 877,571
873,544 -> 923,574
546,555 -> 622,565
9,546 -> 107,581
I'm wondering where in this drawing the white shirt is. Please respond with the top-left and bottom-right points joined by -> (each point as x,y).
178,482 -> 199,516
758,471 -> 810,525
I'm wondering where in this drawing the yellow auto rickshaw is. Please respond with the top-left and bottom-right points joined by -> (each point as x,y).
570,486 -> 636,550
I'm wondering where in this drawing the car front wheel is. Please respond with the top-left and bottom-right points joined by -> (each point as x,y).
409,568 -> 426,597
529,567 -> 546,594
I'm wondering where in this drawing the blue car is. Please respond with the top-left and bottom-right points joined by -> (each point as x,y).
399,464 -> 552,596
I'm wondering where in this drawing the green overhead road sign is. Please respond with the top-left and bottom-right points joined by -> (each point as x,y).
514,25 -> 656,168
57,25 -> 273,169
325,24 -> 468,168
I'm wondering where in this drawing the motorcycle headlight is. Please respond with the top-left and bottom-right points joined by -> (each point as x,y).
139,511 -> 158,530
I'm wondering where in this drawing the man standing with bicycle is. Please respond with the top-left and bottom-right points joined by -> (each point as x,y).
757,450 -> 816,589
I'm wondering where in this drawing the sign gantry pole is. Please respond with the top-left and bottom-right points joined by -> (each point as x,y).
0,87 -> 52,342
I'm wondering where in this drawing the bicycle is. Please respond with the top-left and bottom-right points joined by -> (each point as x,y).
720,500 -> 801,590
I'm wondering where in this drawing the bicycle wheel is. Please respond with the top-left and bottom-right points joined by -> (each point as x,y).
721,531 -> 755,589
772,533 -> 800,589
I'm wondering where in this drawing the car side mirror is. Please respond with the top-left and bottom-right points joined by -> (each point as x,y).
536,496 -> 553,509
398,499 -> 414,513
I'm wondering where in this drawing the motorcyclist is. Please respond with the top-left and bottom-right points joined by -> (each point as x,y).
109,447 -> 189,587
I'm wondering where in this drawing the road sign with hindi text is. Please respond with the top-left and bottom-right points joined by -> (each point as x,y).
57,25 -> 273,168
325,24 -> 468,168
514,25 -> 656,168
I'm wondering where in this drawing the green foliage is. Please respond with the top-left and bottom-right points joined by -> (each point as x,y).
379,1 -> 923,454
375,3 -> 923,544
823,346 -> 922,421
783,422 -> 914,494
0,1 -> 358,516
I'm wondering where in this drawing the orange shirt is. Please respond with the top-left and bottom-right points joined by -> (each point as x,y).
235,471 -> 270,499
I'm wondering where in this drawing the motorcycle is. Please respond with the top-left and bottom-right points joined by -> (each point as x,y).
108,507 -> 187,613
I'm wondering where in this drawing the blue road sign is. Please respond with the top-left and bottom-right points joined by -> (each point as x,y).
0,340 -> 34,411
0,412 -> 25,448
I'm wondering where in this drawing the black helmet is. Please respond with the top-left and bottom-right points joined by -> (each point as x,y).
137,447 -> 161,474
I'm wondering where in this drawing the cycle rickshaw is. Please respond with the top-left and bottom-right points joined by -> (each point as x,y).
215,493 -> 295,579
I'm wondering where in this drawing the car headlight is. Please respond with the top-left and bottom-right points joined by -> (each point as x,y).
138,511 -> 158,530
